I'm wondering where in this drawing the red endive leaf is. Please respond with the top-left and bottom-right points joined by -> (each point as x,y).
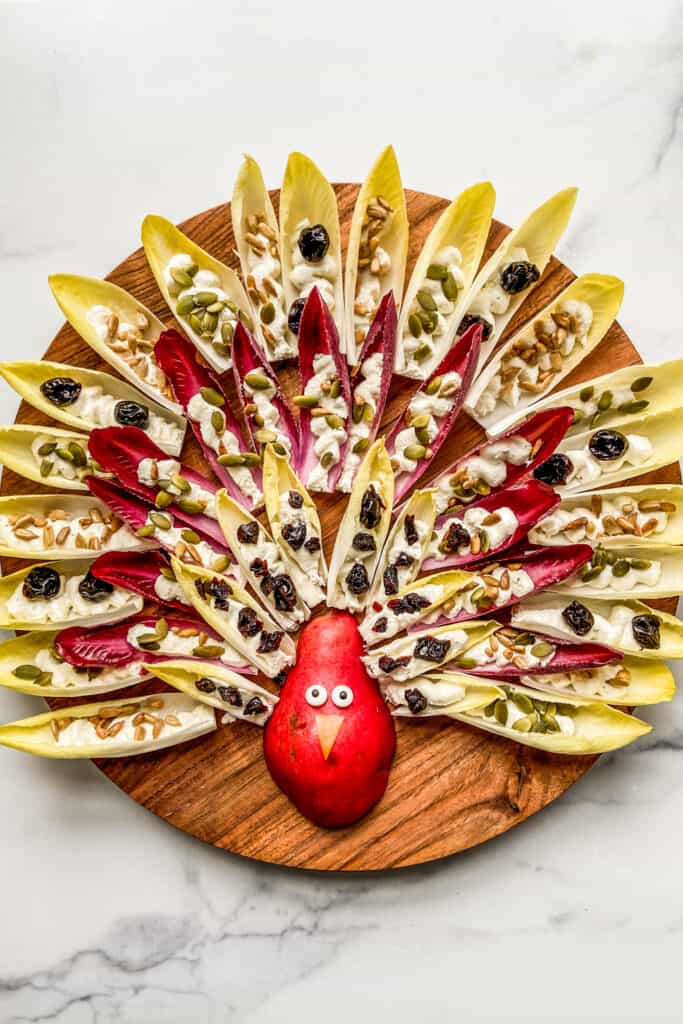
450,630 -> 620,677
89,550 -> 190,612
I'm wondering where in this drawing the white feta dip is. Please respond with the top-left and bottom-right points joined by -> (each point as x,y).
521,663 -> 630,700
422,567 -> 534,621
511,599 -> 656,653
138,457 -> 217,518
0,509 -> 136,555
467,695 -> 576,736
384,678 -> 468,710
338,351 -> 384,492
86,303 -> 170,399
363,628 -> 467,682
200,582 -> 292,675
360,583 -> 443,643
277,493 -> 324,586
436,435 -> 533,513
53,695 -> 212,749
576,558 -> 662,592
376,515 -> 430,598
403,245 -> 466,373
153,572 -> 191,606
243,377 -> 292,457
33,647 -> 148,691
63,384 -> 182,452
430,506 -> 518,560
464,247 -> 534,336
289,219 -> 338,312
390,371 -> 462,476
187,392 -> 261,505
142,515 -> 222,571
6,573 -> 139,625
30,434 -> 91,483
558,433 -> 653,489
242,218 -> 294,360
125,622 -> 246,667
165,254 -> 239,372
474,299 -> 593,418
303,353 -> 348,491
458,632 -> 555,672
530,495 -> 670,546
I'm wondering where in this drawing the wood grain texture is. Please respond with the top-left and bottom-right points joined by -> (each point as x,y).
1,184 -> 679,871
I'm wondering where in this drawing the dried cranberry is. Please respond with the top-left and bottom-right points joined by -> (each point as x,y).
632,613 -> 661,650
287,298 -> 306,335
244,695 -> 268,716
413,636 -> 451,662
561,600 -> 594,636
40,377 -> 82,406
288,490 -> 304,509
257,630 -> 283,653
77,571 -> 114,603
195,677 -> 216,694
346,562 -> 370,596
22,565 -> 60,600
534,453 -> 573,486
404,515 -> 419,546
270,574 -> 297,611
359,484 -> 384,529
457,314 -> 492,341
373,616 -> 388,633
237,607 -> 262,637
588,429 -> 628,462
282,520 -> 306,551
388,592 -> 430,616
439,520 -> 470,553
395,552 -> 414,567
383,564 -> 399,595
114,400 -> 149,428
378,655 -> 411,674
304,536 -> 321,553
298,223 -> 329,263
500,260 -> 540,294
405,688 -> 428,714
237,521 -> 259,544
218,686 -> 242,707
250,557 -> 269,578
197,577 -> 233,610
352,531 -> 376,552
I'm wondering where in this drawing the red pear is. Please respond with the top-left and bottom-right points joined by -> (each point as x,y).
263,611 -> 396,828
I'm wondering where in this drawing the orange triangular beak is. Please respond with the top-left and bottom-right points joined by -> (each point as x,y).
316,714 -> 344,760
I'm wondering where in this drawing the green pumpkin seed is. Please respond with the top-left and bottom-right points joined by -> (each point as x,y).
189,313 -> 204,334
325,414 -> 345,429
530,641 -> 554,658
12,664 -> 42,680
631,376 -> 653,393
455,657 -> 477,670
617,399 -> 649,415
244,372 -> 271,391
418,310 -> 438,333
253,414 -> 265,428
484,701 -> 496,718
213,342 -> 232,359
353,437 -> 370,454
213,555 -> 229,573
37,442 -> 57,457
221,322 -> 234,343
543,713 -> 560,733
408,313 -> 423,338
200,386 -> 225,407
137,634 -> 161,649
176,498 -> 203,514
206,302 -> 225,315
352,401 -> 366,424
239,309 -> 254,331
272,443 -> 287,457
630,559 -> 652,570
426,263 -> 448,281
512,715 -> 534,733
159,564 -> 176,580
242,452 -> 262,467
202,312 -> 218,335
404,444 -> 427,461
494,700 -> 508,726
150,511 -> 172,531
135,524 -> 156,538
255,428 -> 277,444
217,453 -> 246,467
571,409 -> 584,425
260,302 -> 276,325
55,447 -> 74,463
597,390 -> 613,412
176,294 -> 195,316
170,267 -> 194,289
612,559 -> 630,577
579,386 -> 594,403
320,451 -> 336,469
35,671 -> 53,687
581,566 -> 603,582
329,378 -> 341,399
294,395 -> 319,409
156,618 -> 169,640
470,586 -> 486,604
416,288 -> 437,312
413,427 -> 430,445
67,442 -> 86,467
441,272 -> 459,302
155,490 -> 174,509
172,475 -> 191,494
512,693 -> 534,714
194,291 -> 218,307
192,643 -> 225,658
211,410 -> 225,435
40,459 -> 53,478
181,529 -> 201,545
414,343 -> 432,363
425,376 -> 442,396
411,413 -> 431,429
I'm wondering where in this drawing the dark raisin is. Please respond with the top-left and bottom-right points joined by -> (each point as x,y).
352,531 -> 376,552
588,429 -> 628,462
245,696 -> 268,716
378,655 -> 411,674
287,297 -> 307,335
237,607 -> 262,637
40,377 -> 82,406
373,616 -> 388,633
260,573 -> 274,596
282,520 -> 306,551
250,557 -> 269,578
257,630 -> 283,653
631,613 -> 661,650
218,685 -> 242,707
389,593 -> 430,616
439,521 -> 471,553
304,536 -> 321,553
359,484 -> 384,529
270,574 -> 297,611
196,577 -> 232,610
273,669 -> 288,686
288,490 -> 304,509
77,571 -> 114,603
22,566 -> 61,600
395,552 -> 414,568
533,452 -> 573,486
405,688 -> 428,714
298,223 -> 329,263
114,400 -> 149,428
404,514 -> 419,546
457,314 -> 493,341
237,521 -> 259,544
500,260 -> 540,295
562,600 -> 594,636
195,677 -> 216,694
383,564 -> 399,595
413,636 -> 451,662
346,562 -> 370,596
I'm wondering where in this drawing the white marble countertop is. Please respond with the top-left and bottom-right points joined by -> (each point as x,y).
1,0 -> 682,1020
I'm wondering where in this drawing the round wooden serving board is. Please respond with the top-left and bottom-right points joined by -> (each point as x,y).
2,185 -> 679,871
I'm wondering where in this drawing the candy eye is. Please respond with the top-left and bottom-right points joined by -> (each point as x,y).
331,685 -> 354,708
305,685 -> 327,707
